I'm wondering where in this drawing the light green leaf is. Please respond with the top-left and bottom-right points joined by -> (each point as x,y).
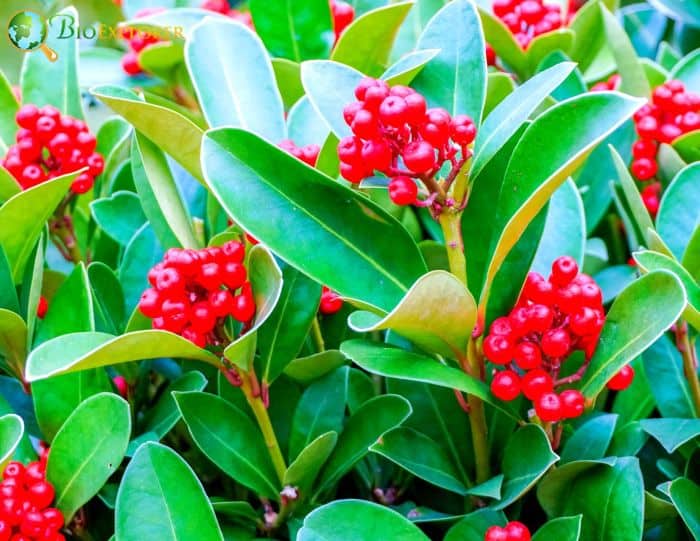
0,414 -> 23,470
610,146 -> 654,245
283,350 -> 348,384
670,49 -> 700,93
272,58 -> 305,110
0,309 -> 27,375
669,477 -> 700,539
90,191 -> 147,246
382,49 -> 440,86
657,163 -> 700,261
640,419 -> 700,454
284,431 -> 337,495
0,72 -> 18,151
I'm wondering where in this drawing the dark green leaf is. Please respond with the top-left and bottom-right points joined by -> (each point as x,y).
284,431 -> 337,495
560,414 -> 618,464
640,419 -> 700,454
88,262 -> 126,335
119,224 -> 163,314
283,351 -> 348,384
669,477 -> 700,539
532,516 -> 583,541
90,191 -> 147,246
643,335 -> 696,418
444,508 -> 506,541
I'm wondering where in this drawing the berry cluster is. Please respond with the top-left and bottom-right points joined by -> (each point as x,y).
492,0 -> 567,50
138,242 -> 256,348
278,140 -> 320,167
590,73 -> 620,92
201,0 -> 254,29
338,78 -> 476,206
330,0 -> 355,41
631,80 -> 700,183
485,256 -> 605,422
1,105 -> 104,194
485,521 -> 531,541
120,8 -> 164,76
0,457 -> 65,541
319,286 -> 343,315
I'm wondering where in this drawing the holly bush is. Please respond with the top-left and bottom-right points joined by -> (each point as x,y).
0,0 -> 699,539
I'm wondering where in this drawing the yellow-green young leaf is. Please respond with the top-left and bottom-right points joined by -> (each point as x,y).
382,49 -> 440,87
610,146 -> 655,238
525,30 -> 575,75
91,85 -> 204,183
116,442 -> 224,541
332,2 -> 414,77
600,5 -> 651,97
683,227 -> 700,282
272,58 -> 305,109
0,170 -> 79,282
633,250 -> 700,331
284,431 -> 337,495
20,7 -> 83,119
0,309 -> 27,375
0,71 -> 18,151
478,8 -> 526,79
47,393 -> 130,521
645,228 -> 675,258
25,330 -> 222,383
483,72 -> 515,118
185,18 -> 286,141
669,478 -> 700,539
579,270 -> 687,399
223,245 -> 283,372
0,414 -> 24,470
672,130 -> 700,163
0,167 -> 21,203
657,162 -> 700,260
131,133 -> 199,249
348,271 -> 476,359
480,92 -> 643,314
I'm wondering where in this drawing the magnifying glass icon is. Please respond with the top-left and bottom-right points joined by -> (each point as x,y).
7,11 -> 58,62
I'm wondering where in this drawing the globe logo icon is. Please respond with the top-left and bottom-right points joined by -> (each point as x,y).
7,11 -> 58,62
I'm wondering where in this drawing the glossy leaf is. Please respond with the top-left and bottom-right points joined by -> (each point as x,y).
560,414 -> 618,464
640,419 -> 700,454
47,393 -> 130,521
186,18 -> 285,142
444,508 -> 507,541
0,309 -> 26,375
669,478 -> 700,539
284,431 -> 337,495
202,127 -> 426,313
25,330 -> 221,382
90,191 -> 147,246
657,163 -> 700,261
579,270 -> 686,399
532,516 -> 583,541
288,97 -> 329,148
670,50 -> 700,93
643,335 -> 695,418
272,58 -> 305,109
298,500 -> 430,541
115,442 -> 224,541
0,73 -> 18,152
316,394 -> 412,494
382,49 -> 440,86
348,270 -> 477,359
0,414 -> 24,470
283,350 -> 348,384
611,147 -> 654,246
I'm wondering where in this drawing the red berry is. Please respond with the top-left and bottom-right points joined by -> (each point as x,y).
560,389 -> 585,419
337,136 -> 363,165
138,288 -> 161,318
635,115 -> 658,139
450,114 -> 476,145
320,289 -> 343,315
641,184 -> 661,217
513,341 -> 542,370
378,96 -> 408,127
86,153 -> 105,177
535,392 -> 562,422
354,77 -> 377,101
527,304 -> 554,333
222,261 -> 247,290
388,176 -> 418,206
299,144 -> 320,167
113,375 -> 128,398
607,364 -> 634,391
504,521 -> 531,541
541,328 -> 571,358
181,327 -> 206,348
26,481 -> 54,510
232,284 -> 256,322
42,508 -> 64,530
20,164 -> 45,188
490,370 -> 521,401
522,272 -> 554,304
493,0 -> 515,16
351,109 -> 379,139
70,172 -> 94,194
15,104 -> 40,130
570,307 -> 603,336
555,283 -> 583,314
2,463 -> 24,482
361,139 -> 392,172
402,140 -> 436,173
658,123 -> 683,144
209,289 -> 234,317
25,462 -> 45,484
489,317 -> 513,336
197,262 -> 222,290
155,267 -> 185,292
483,334 -> 513,365
16,137 -> 42,162
363,84 -> 390,113
579,282 -> 603,306
681,111 -> 700,132
332,0 -> 355,37
190,302 -> 217,334
485,43 -> 496,66
222,241 -> 245,263
550,256 -> 578,287
521,369 -> 553,400
340,162 -> 368,183
342,102 -> 363,126
520,0 -> 544,24
37,296 -> 48,319
632,139 -> 657,160
0,520 -> 10,541
121,51 -> 142,76
404,93 -> 427,125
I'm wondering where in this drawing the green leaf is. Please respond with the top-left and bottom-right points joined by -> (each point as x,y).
382,49 -> 440,87
532,516 -> 583,541
340,340 -> 517,419
371,427 -> 468,494
633,250 -> 700,331
472,62 -> 576,180
223,245 -> 283,372
186,18 -> 285,142
92,85 -> 204,183
332,2 -> 414,77
483,72 -> 515,118
684,227 -> 700,282
530,179 -> 586,276
25,330 -> 222,382
202,127 -> 426,313
610,146 -> 654,245
0,309 -> 27,375
412,0 -> 486,122
580,271 -> 686,399
33,369 -> 112,442
288,97 -> 329,148
174,391 -> 281,499
283,350 -> 348,384
47,393 -> 130,521
88,262 -> 126,335
496,424 -> 559,509
131,133 -> 199,249
284,431 -> 337,495
560,414 -> 618,464
611,358 -> 654,423
478,8 -> 526,79
525,30 -> 575,76
444,508 -> 507,541
348,270 -> 476,359
536,52 -> 586,101
316,394 -> 412,494
116,442 -> 224,541
139,371 -> 207,439
538,457 -> 644,541
640,419 -> 700,454
600,5 -> 651,97
250,0 -> 333,61
669,478 -> 700,539
480,93 -> 642,312
0,167 -> 21,204
643,335 -> 695,418
0,72 -> 18,151
258,265 -> 321,384
298,500 -> 430,541
657,163 -> 700,261
673,129 -> 700,164
0,170 -> 78,282
272,58 -> 305,110
0,414 -> 24,470
301,60 -> 364,139
289,367 -> 349,461
35,263 -> 94,347
90,191 -> 147,246
20,7 -> 82,119
670,50 -> 700,93
119,224 -> 163,314
569,0 -> 608,74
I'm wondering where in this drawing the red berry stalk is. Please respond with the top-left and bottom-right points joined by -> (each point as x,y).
485,256 -> 634,432
485,521 -> 531,541
338,78 -> 477,211
0,458 -> 65,541
138,242 -> 256,349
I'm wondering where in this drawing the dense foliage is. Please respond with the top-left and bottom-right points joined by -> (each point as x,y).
0,0 -> 699,539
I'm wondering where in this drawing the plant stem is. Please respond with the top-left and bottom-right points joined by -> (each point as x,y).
310,317 -> 325,352
675,321 -> 700,417
241,373 -> 287,484
440,206 -> 490,484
